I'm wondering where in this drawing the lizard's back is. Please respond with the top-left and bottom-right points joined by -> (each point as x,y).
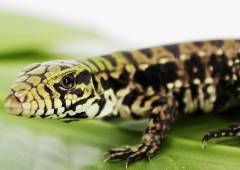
87,39 -> 240,116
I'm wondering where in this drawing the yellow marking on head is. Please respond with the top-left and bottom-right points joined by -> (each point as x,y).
86,103 -> 99,117
57,108 -> 65,114
28,65 -> 46,75
37,100 -> 45,109
22,63 -> 39,72
45,98 -> 52,109
14,90 -> 29,102
65,110 -> 76,116
64,94 -> 74,100
13,83 -> 31,91
65,99 -> 71,107
16,75 -> 28,83
26,93 -> 34,102
22,110 -> 31,116
54,99 -> 62,108
27,76 -> 41,86
45,109 -> 54,115
6,60 -> 100,119
48,65 -> 61,72
58,113 -> 67,118
36,109 -> 44,116
31,101 -> 38,112
72,99 -> 77,104
31,88 -> 42,100
22,102 -> 31,110
48,114 -> 58,119
36,84 -> 51,98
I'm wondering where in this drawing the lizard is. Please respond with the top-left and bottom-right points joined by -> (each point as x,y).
4,39 -> 240,166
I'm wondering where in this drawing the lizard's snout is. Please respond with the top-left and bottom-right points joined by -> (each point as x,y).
4,94 -> 23,115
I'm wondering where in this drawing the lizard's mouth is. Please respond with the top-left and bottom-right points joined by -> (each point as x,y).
4,94 -> 23,115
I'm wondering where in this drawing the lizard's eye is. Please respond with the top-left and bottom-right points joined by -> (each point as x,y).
60,73 -> 76,90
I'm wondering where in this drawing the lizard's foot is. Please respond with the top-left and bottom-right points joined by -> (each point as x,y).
105,95 -> 177,167
202,123 -> 240,144
106,143 -> 157,166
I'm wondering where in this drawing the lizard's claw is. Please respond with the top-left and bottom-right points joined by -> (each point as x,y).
106,144 -> 156,166
106,146 -> 135,162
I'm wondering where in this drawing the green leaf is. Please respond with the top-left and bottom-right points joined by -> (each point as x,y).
1,11 -> 240,170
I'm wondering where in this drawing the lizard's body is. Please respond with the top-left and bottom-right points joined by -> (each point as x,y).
5,39 -> 240,164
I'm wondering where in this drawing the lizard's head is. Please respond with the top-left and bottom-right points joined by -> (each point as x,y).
4,60 -> 99,121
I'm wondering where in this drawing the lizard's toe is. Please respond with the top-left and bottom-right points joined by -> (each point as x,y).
106,146 -> 134,161
106,143 -> 157,166
125,150 -> 147,165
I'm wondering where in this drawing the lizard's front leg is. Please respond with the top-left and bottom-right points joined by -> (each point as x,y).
106,94 -> 178,165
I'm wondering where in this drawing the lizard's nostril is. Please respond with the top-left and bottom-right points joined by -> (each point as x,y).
4,94 -> 23,115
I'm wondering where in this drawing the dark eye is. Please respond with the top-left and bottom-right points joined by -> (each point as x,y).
60,73 -> 75,90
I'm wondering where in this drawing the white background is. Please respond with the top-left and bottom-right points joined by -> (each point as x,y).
0,0 -> 240,50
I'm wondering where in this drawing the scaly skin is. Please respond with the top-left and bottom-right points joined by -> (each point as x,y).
4,39 -> 240,165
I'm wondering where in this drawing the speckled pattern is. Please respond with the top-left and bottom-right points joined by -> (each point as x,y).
5,39 -> 240,165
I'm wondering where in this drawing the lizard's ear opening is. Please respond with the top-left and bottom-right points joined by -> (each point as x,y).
75,70 -> 92,85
